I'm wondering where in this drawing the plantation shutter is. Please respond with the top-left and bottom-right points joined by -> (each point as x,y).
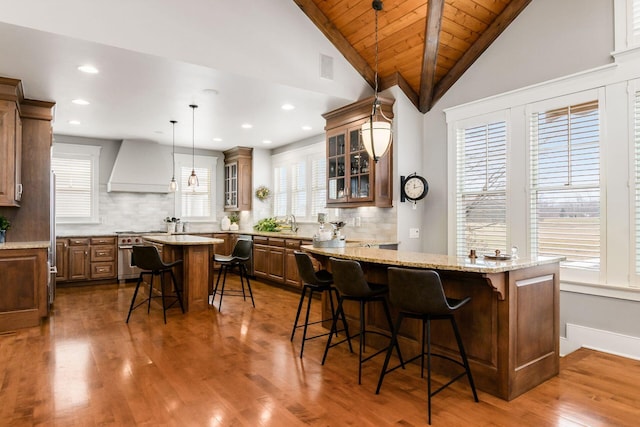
311,156 -> 326,217
52,156 -> 93,218
273,165 -> 288,217
180,166 -> 211,218
634,90 -> 640,275
530,100 -> 600,270
455,121 -> 508,257
291,161 -> 306,217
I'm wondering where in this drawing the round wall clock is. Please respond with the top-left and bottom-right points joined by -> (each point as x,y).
401,173 -> 429,203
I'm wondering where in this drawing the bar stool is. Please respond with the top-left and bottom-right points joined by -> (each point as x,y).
322,257 -> 404,384
210,239 -> 254,311
376,267 -> 478,424
290,251 -> 351,358
126,245 -> 184,324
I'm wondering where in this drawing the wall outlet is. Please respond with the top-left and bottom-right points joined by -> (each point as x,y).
409,228 -> 419,239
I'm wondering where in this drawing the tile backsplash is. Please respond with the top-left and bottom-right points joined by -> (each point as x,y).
57,185 -> 397,243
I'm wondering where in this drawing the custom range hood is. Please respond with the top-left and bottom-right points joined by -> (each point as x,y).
107,139 -> 172,193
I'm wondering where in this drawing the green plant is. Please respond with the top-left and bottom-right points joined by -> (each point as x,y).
253,217 -> 279,232
0,215 -> 10,231
229,212 -> 240,224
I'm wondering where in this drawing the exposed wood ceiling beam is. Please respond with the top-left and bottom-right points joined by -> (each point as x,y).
419,0 -> 444,113
380,72 -> 419,108
293,0 -> 375,87
431,0 -> 532,109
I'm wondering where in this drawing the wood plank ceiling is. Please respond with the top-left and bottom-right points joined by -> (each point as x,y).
294,0 -> 532,113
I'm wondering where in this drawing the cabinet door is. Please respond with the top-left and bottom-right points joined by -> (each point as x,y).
253,244 -> 269,279
55,239 -> 68,281
346,125 -> 373,203
285,248 -> 302,288
237,156 -> 252,211
0,100 -> 20,206
224,162 -> 238,209
68,245 -> 90,281
327,131 -> 347,203
268,246 -> 285,282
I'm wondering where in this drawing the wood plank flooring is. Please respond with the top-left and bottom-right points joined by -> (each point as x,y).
1,277 -> 639,426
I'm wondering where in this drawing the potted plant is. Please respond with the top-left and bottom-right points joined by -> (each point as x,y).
229,212 -> 240,231
0,215 -> 10,243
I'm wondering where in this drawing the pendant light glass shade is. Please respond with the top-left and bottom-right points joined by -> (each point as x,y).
188,104 -> 199,187
361,0 -> 392,162
169,120 -> 178,192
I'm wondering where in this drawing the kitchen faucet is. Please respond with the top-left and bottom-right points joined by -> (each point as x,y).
286,214 -> 298,233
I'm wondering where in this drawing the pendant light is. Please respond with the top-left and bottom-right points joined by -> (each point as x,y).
169,120 -> 178,192
187,104 -> 199,187
361,0 -> 392,162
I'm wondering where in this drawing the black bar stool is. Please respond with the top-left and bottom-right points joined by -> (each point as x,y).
376,267 -> 478,424
290,251 -> 351,358
210,239 -> 254,311
126,245 -> 184,324
322,257 -> 404,384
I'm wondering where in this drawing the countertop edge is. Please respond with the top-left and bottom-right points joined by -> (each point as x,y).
0,241 -> 50,250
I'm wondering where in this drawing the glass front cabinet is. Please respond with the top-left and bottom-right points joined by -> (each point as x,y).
223,146 -> 253,211
323,96 -> 393,208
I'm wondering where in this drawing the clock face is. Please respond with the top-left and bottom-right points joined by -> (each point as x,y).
403,175 -> 428,201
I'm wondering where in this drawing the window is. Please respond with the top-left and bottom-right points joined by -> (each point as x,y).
634,88 -> 640,277
272,142 -> 326,222
632,0 -> 640,44
454,118 -> 508,257
174,153 -> 217,221
51,143 -> 101,224
529,100 -> 600,271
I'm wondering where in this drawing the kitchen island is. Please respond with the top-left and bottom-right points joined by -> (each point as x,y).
143,234 -> 224,312
302,245 -> 564,401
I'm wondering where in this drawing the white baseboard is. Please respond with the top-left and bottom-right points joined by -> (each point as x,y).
561,323 -> 640,360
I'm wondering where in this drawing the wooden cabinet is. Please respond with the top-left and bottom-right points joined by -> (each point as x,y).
89,237 -> 116,279
0,247 -> 47,332
56,236 -> 116,283
0,97 -> 22,207
223,146 -> 252,211
253,235 -> 310,288
322,96 -> 393,208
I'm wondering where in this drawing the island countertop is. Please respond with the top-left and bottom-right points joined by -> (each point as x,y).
301,245 -> 564,274
143,234 -> 224,246
0,241 -> 50,250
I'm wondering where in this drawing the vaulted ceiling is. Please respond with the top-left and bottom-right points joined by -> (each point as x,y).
294,0 -> 532,113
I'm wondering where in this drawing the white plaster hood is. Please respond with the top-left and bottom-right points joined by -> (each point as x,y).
107,139 -> 172,193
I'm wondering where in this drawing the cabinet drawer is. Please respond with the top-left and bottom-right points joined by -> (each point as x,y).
91,246 -> 115,262
69,238 -> 90,245
269,238 -> 285,247
90,237 -> 116,245
254,236 -> 269,244
285,239 -> 302,249
91,262 -> 116,279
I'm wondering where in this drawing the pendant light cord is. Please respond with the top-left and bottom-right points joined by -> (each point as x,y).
171,120 -> 176,179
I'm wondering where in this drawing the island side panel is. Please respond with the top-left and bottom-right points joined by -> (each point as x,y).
181,245 -> 211,312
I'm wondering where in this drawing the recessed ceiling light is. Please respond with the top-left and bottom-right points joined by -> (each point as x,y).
154,130 -> 164,134
68,120 -> 81,125
213,137 -> 223,142
72,99 -> 90,105
262,140 -> 272,144
302,125 -> 312,131
281,103 -> 295,111
77,65 -> 99,74
241,123 -> 253,129
203,88 -> 219,95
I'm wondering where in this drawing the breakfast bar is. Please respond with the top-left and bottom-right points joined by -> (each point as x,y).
302,245 -> 564,401
143,234 -> 224,312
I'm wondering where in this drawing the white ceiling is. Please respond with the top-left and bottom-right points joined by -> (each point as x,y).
0,0 -> 371,151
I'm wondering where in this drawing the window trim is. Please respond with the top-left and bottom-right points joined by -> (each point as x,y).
51,143 -> 101,224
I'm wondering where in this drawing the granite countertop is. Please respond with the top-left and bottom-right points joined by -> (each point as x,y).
301,245 -> 565,274
0,241 -> 50,250
143,234 -> 225,246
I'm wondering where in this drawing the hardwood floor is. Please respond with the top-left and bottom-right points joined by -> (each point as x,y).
1,277 -> 639,426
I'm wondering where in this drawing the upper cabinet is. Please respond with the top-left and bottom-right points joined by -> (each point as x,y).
0,78 -> 24,207
323,96 -> 393,208
224,146 -> 253,211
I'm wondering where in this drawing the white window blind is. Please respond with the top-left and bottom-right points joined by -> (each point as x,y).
51,143 -> 100,224
530,100 -> 600,271
633,0 -> 640,42
174,153 -> 217,221
271,142 -> 326,221
455,121 -> 507,257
